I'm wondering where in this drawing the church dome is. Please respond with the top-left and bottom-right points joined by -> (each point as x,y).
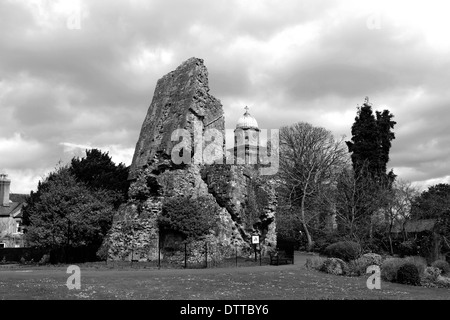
236,106 -> 259,130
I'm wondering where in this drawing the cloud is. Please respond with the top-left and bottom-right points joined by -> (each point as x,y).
0,0 -> 449,193
60,142 -> 134,166
0,133 -> 47,169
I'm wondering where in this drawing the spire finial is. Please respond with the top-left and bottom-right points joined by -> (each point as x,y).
244,106 -> 250,115
364,96 -> 372,106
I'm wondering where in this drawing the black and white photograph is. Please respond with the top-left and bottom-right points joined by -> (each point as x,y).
1,0 -> 449,309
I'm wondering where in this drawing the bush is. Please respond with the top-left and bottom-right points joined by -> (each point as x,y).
305,256 -> 327,271
320,258 -> 349,276
347,253 -> 382,277
423,266 -> 441,282
362,253 -> 382,266
397,263 -> 421,286
436,275 -> 450,288
431,260 -> 450,275
381,258 -> 404,282
312,233 -> 341,254
347,258 -> 370,277
39,254 -> 50,265
404,256 -> 426,275
324,241 -> 361,262
159,196 -> 219,239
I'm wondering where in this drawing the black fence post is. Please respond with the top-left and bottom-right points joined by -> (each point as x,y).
205,242 -> 208,269
235,243 -> 238,267
158,237 -> 161,269
184,242 -> 187,269
131,246 -> 133,268
259,245 -> 262,266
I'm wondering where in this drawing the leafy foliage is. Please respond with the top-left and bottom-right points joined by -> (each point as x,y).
423,266 -> 442,282
403,256 -> 427,275
158,196 -> 219,240
347,254 -> 382,277
305,256 -> 328,271
381,257 -> 404,282
431,260 -> 450,275
396,263 -> 421,286
324,241 -> 361,262
24,166 -> 116,250
410,184 -> 450,258
410,184 -> 450,219
70,149 -> 130,207
346,99 -> 396,185
319,257 -> 349,275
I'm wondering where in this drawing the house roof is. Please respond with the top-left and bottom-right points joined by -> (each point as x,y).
392,219 -> 437,233
10,193 -> 28,203
0,194 -> 27,218
0,202 -> 23,217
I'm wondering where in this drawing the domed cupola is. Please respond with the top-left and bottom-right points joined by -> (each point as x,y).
233,106 -> 260,165
236,106 -> 259,130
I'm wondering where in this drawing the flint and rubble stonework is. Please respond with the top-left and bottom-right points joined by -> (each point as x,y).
106,57 -> 277,263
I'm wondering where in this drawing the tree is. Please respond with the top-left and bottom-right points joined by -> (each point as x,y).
70,149 -> 130,207
346,97 -> 396,186
335,162 -> 383,244
24,166 -> 116,252
411,184 -> 450,219
383,179 -> 420,254
278,122 -> 348,250
410,183 -> 450,259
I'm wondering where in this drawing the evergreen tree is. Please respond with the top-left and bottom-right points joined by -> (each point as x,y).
70,149 -> 130,207
346,97 -> 396,186
24,166 -> 116,250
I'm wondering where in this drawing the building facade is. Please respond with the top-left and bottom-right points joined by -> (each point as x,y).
0,174 -> 26,248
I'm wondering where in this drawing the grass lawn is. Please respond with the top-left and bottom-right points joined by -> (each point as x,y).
1,257 -> 449,300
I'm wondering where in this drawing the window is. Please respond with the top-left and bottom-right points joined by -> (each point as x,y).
0,243 -> 5,248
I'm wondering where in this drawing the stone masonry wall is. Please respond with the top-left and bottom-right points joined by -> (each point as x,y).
107,58 -> 276,262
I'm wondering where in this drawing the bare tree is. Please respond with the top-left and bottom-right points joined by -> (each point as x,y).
334,163 -> 377,242
383,179 -> 420,254
278,122 -> 348,251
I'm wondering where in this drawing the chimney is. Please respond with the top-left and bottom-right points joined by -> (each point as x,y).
0,174 -> 11,207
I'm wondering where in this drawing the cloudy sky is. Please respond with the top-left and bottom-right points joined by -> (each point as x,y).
1,0 -> 450,193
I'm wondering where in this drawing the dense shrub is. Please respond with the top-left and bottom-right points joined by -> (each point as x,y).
396,263 -> 421,286
404,256 -> 427,275
159,196 -> 219,239
324,241 -> 361,262
39,254 -> 50,265
381,258 -> 404,282
436,275 -> 450,288
381,256 -> 425,283
423,266 -> 441,282
431,260 -> 450,275
320,258 -> 349,276
305,256 -> 327,271
348,253 -> 382,277
347,258 -> 370,277
312,233 -> 342,254
362,253 -> 382,266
